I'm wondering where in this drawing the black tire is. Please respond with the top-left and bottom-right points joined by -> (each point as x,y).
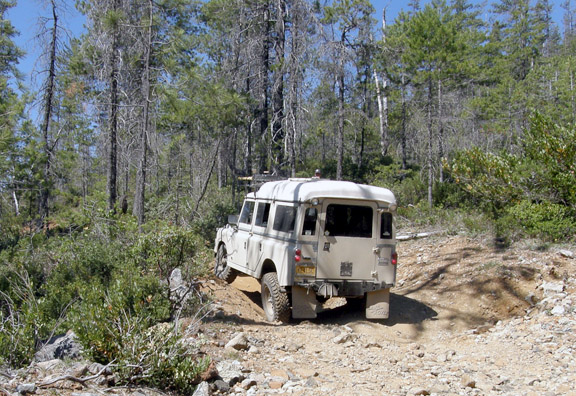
214,244 -> 237,283
261,272 -> 291,323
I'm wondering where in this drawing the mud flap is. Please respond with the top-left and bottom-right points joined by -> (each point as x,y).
291,285 -> 318,319
366,288 -> 390,319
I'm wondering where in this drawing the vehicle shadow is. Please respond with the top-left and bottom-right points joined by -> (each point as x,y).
310,292 -> 438,326
211,276 -> 438,328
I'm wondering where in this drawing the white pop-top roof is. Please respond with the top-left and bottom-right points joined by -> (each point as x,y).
248,178 -> 396,206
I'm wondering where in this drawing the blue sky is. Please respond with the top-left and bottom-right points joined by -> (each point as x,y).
7,0 -> 566,91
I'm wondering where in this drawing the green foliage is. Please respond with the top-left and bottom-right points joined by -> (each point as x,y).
522,113 -> 576,207
448,113 -> 576,241
0,213 -> 20,251
497,200 -> 576,242
0,215 -> 211,395
0,267 -> 42,367
115,323 -> 210,393
69,264 -> 171,363
191,195 -> 236,243
368,162 -> 426,206
133,222 -> 208,281
396,201 -> 492,236
447,147 -> 523,213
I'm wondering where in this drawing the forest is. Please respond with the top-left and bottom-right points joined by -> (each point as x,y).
0,0 -> 575,238
0,0 -> 575,390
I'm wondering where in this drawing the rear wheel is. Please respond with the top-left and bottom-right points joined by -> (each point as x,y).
214,244 -> 237,283
261,272 -> 290,323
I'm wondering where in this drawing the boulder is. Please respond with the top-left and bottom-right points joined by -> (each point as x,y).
34,331 -> 82,362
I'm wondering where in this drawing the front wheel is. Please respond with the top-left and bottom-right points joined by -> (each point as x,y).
261,272 -> 290,323
214,244 -> 237,283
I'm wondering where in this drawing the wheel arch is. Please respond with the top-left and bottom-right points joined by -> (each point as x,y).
215,241 -> 226,256
258,258 -> 277,279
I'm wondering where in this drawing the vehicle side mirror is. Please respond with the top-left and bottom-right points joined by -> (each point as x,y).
228,215 -> 239,226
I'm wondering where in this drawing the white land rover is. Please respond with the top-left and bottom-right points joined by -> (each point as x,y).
214,178 -> 397,322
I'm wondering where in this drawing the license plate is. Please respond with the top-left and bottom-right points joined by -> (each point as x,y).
295,265 -> 316,276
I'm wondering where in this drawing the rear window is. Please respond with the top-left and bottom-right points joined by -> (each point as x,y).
302,207 -> 318,236
325,204 -> 373,238
380,212 -> 393,239
273,205 -> 297,233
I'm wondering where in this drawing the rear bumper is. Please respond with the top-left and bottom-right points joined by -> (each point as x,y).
294,279 -> 393,297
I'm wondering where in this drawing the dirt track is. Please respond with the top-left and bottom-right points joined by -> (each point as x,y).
202,235 -> 576,395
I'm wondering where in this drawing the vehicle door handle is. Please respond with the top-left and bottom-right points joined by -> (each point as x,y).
373,247 -> 380,254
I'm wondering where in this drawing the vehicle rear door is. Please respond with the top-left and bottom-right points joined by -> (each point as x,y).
316,200 -> 378,280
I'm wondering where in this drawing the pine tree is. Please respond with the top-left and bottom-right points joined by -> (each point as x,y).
0,0 -> 24,218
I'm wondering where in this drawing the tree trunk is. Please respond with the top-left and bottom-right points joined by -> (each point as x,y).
133,0 -> 153,229
401,74 -> 408,169
336,70 -> 345,180
374,71 -> 389,157
107,0 -> 120,213
256,1 -> 270,173
271,0 -> 285,175
437,79 -> 444,183
427,78 -> 434,207
39,0 -> 58,229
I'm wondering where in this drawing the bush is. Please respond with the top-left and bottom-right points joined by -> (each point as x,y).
115,323 -> 210,393
497,200 -> 576,242
69,264 -> 171,363
0,215 -> 211,387
368,163 -> 427,207
68,264 -> 209,393
133,222 -> 209,281
0,270 -> 41,367
190,197 -> 236,244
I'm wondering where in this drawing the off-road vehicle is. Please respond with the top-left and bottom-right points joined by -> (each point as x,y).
214,178 -> 397,322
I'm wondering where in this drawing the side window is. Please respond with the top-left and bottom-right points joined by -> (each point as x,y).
325,204 -> 373,238
238,201 -> 255,225
273,205 -> 297,233
302,208 -> 317,236
380,212 -> 393,239
254,202 -> 271,227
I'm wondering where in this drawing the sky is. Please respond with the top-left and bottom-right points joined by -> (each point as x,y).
6,0 -> 567,93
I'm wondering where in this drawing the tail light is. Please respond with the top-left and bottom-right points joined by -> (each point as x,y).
294,248 -> 302,262
391,251 -> 398,265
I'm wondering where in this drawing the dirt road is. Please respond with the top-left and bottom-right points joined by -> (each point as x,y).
202,235 -> 576,395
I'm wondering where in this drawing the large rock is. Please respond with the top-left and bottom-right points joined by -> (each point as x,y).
34,331 -> 82,362
225,332 -> 250,351
192,381 -> 210,396
216,360 -> 245,385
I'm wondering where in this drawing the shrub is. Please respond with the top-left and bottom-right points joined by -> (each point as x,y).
69,264 -> 171,363
368,163 -> 427,207
115,322 -> 210,393
0,271 -> 41,367
190,196 -> 236,244
68,264 -> 209,393
132,222 -> 208,281
497,200 -> 576,242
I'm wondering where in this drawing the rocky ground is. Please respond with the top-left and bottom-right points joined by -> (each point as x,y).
2,234 -> 575,396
